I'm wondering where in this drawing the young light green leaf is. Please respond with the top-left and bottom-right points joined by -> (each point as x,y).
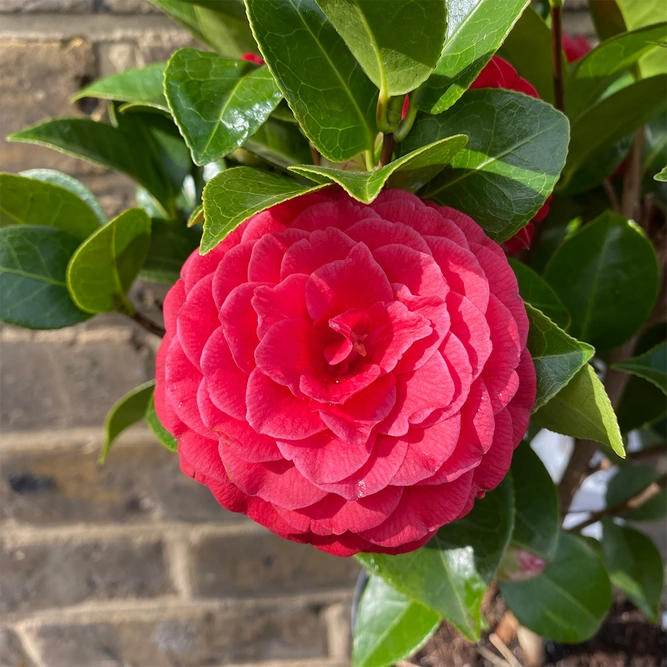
245,0 -> 378,162
67,208 -> 151,314
406,89 -> 569,242
202,167 -> 327,253
165,49 -> 282,166
187,205 -> 204,228
290,134 -> 468,203
244,117 -> 313,167
21,169 -> 107,224
544,212 -> 659,352
532,364 -> 625,457
100,380 -> 156,463
0,173 -> 101,240
357,479 -> 514,641
9,119 -> 173,210
509,258 -> 570,329
0,226 -> 90,330
615,0 -> 667,77
415,0 -> 530,114
567,23 -> 667,122
613,342 -> 666,395
562,75 -> 667,189
141,220 -> 200,285
525,304 -> 595,411
72,63 -> 168,111
655,165 -> 667,182
500,533 -> 612,643
510,443 -> 560,561
353,576 -> 440,667
145,393 -> 178,452
602,518 -> 663,623
316,0 -> 446,98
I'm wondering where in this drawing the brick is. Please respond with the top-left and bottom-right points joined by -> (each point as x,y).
99,0 -> 160,13
0,442 -> 241,526
0,0 -> 92,10
0,627 -> 36,667
0,538 -> 172,614
194,533 -> 359,598
0,327 -> 154,431
0,38 -> 100,175
30,606 -> 327,666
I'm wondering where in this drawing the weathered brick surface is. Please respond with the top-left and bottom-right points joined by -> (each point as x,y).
0,538 -> 172,614
0,627 -> 36,667
0,441 -> 240,526
194,533 -> 359,598
29,606 -> 328,666
0,0 -> 92,11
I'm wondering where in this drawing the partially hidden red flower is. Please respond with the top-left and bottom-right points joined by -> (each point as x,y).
155,189 -> 536,556
562,34 -> 593,63
242,52 -> 265,66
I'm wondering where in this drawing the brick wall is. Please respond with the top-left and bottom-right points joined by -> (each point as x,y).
0,2 -> 594,666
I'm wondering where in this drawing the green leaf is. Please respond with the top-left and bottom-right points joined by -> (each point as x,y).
617,376 -> 667,433
245,117 -> 314,167
510,443 -> 560,560
589,0 -> 626,41
72,63 -> 168,111
165,49 -> 282,166
500,533 -> 612,643
616,0 -> 667,77
357,479 -> 514,641
290,134 -> 468,203
525,304 -> 595,412
655,165 -> 667,182
415,0 -> 530,114
0,173 -> 101,240
145,393 -> 178,452
141,220 -> 200,285
353,576 -> 440,667
245,0 -> 378,162
606,464 -> 663,508
316,0 -> 446,98
543,211 -> 659,352
613,343 -> 667,395
624,489 -> 667,522
202,166 -> 326,253
601,518 -> 663,623
497,6 -> 563,104
406,89 -> 569,243
567,23 -> 667,122
66,209 -> 151,314
100,380 -> 156,463
20,169 -> 107,224
0,226 -> 90,330
9,119 -> 173,211
562,75 -> 667,189
532,364 -> 625,458
187,204 -> 204,228
509,258 -> 569,329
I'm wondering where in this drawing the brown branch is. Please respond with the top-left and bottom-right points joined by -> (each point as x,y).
568,473 -> 667,533
550,2 -> 565,112
621,129 -> 645,221
309,142 -> 321,166
378,133 -> 395,168
132,311 -> 165,338
603,180 -> 621,214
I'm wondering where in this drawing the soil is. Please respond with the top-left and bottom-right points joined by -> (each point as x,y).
414,594 -> 666,667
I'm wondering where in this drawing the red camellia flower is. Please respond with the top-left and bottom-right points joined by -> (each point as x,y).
155,189 -> 536,556
562,34 -> 593,63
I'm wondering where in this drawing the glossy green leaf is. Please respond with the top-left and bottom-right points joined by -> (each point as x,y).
145,393 -> 178,452
589,0 -> 626,41
533,364 -> 625,458
20,169 -> 107,224
165,49 -> 282,166
415,0 -> 529,113
406,89 -> 569,242
357,479 -> 514,641
316,0 -> 446,98
245,0 -> 378,162
510,443 -> 560,560
606,464 -> 663,508
562,75 -> 667,189
142,220 -> 200,285
66,209 -> 151,314
617,376 -> 667,433
0,226 -> 90,330
245,117 -> 313,167
187,204 -> 204,228
0,173 -> 101,240
613,343 -> 667,395
72,63 -> 168,111
655,165 -> 667,182
543,211 -> 659,352
500,533 -> 612,643
202,167 -> 326,253
525,304 -> 595,412
602,518 -> 663,623
616,0 -> 667,77
353,576 -> 440,667
100,380 -> 156,463
624,489 -> 667,522
509,259 -> 569,329
9,119 -> 173,210
291,134 -> 468,203
567,24 -> 667,122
